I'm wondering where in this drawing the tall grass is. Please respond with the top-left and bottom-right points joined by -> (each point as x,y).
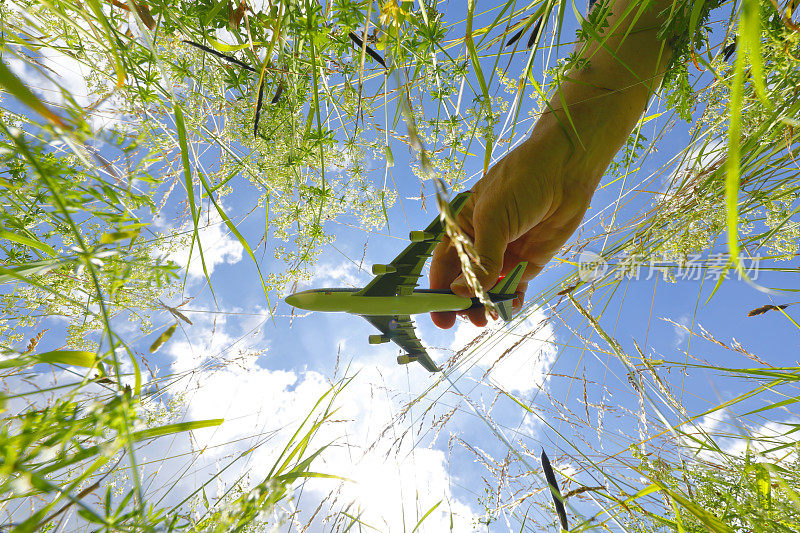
1,0 -> 799,531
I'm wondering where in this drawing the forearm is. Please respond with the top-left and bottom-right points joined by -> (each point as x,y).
529,0 -> 675,186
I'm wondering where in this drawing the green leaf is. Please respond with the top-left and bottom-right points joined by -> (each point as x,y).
0,356 -> 31,369
37,419 -> 225,477
99,229 -> 141,244
0,229 -> 57,257
688,1 -> 708,41
752,463 -> 771,505
131,418 -> 224,440
35,350 -> 98,368
204,36 -> 268,52
0,260 -> 58,284
411,500 -> 442,533
0,59 -> 65,127
149,324 -> 178,353
202,0 -> 228,25
740,0 -> 771,107
12,508 -> 49,533
659,484 -> 734,533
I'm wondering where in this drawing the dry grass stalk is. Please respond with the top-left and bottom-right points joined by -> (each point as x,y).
563,485 -> 606,499
633,339 -> 686,417
662,318 -> 769,366
444,327 -> 491,370
568,293 -> 634,368
394,72 -> 496,314
482,330 -> 534,381
433,180 -> 496,315
23,329 -> 48,354
747,303 -> 791,317
556,284 -> 578,296
582,371 -> 590,424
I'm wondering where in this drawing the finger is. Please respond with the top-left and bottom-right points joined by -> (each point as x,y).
430,238 -> 461,290
464,306 -> 488,327
451,207 -> 509,297
512,281 -> 528,313
431,310 -> 457,329
430,239 -> 462,329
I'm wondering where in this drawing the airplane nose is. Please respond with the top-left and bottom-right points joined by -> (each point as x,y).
285,293 -> 301,308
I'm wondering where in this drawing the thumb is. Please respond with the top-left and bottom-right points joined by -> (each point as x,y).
451,207 -> 508,296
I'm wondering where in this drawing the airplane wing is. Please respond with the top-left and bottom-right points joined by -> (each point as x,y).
361,314 -> 441,372
356,191 -> 471,297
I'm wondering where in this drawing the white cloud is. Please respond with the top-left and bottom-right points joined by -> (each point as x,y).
172,363 -> 477,530
449,308 -> 557,394
302,363 -> 477,531
671,314 -> 691,349
682,411 -> 800,464
309,261 -> 368,288
150,310 -> 478,531
6,37 -> 126,132
167,209 -> 244,280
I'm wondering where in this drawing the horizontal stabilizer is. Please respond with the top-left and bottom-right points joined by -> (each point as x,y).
490,261 -> 527,322
490,262 -> 527,295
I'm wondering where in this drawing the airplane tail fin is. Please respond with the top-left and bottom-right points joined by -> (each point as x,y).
489,261 -> 527,322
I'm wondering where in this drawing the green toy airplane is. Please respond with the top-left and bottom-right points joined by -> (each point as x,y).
284,191 -> 527,372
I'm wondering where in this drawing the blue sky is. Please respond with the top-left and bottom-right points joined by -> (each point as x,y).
5,0 -> 800,530
144,99 -> 799,529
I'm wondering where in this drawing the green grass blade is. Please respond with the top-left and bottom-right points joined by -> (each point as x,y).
744,396 -> 800,415
197,174 -> 272,313
0,59 -> 65,127
466,0 -> 493,175
83,0 -> 127,88
130,419 -> 224,441
0,260 -> 58,284
411,500 -> 442,533
658,484 -> 734,533
725,29 -> 746,277
174,104 -> 214,297
741,0 -> 771,106
34,350 -> 98,368
149,323 -> 178,353
0,229 -> 57,257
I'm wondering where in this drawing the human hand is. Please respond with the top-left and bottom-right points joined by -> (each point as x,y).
429,132 -> 599,328
428,0 -> 675,329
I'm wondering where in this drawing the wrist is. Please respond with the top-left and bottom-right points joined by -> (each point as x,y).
529,86 -> 626,193
535,0 -> 674,189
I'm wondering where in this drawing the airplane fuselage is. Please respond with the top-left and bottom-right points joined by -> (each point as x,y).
285,288 -> 477,316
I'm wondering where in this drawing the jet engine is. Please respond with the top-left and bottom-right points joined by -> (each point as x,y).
397,355 -> 419,365
372,264 -> 397,275
409,231 -> 434,242
369,334 -> 391,344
